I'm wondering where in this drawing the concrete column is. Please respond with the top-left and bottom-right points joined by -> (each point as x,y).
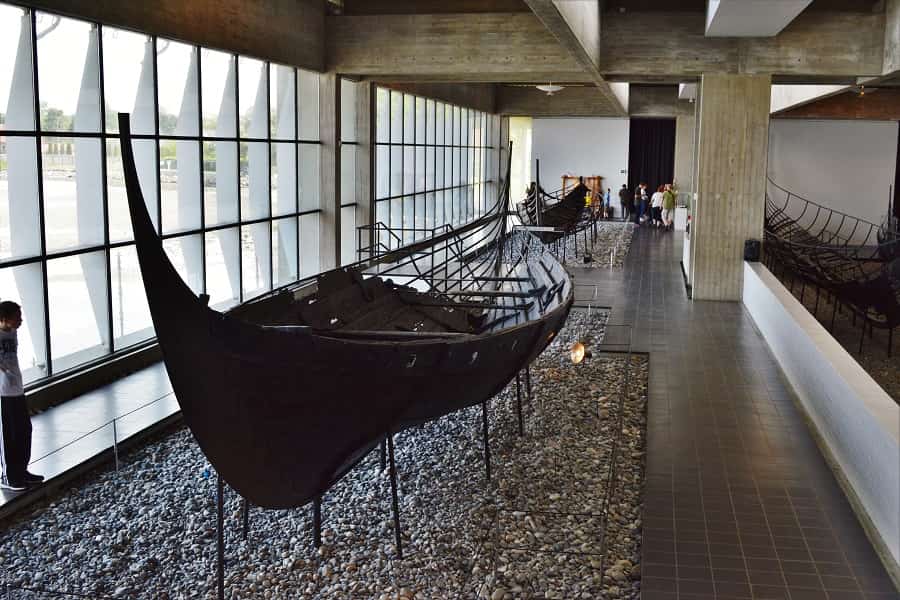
319,72 -> 340,272
673,114 -> 696,205
355,81 -> 373,258
690,73 -> 770,301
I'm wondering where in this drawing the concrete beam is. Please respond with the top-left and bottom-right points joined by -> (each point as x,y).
887,0 -> 900,74
319,73 -> 340,272
376,83 -> 497,114
601,10 -> 885,79
629,85 -> 695,117
326,13 -> 590,82
523,0 -> 627,115
773,88 -> 900,120
496,85 -> 618,116
24,0 -> 324,71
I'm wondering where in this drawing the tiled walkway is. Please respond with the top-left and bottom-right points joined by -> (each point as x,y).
3,228 -> 897,600
573,229 -> 897,600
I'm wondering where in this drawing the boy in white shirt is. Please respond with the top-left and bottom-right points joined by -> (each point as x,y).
0,301 -> 43,490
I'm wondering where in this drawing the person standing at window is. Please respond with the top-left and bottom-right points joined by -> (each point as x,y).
0,301 -> 43,491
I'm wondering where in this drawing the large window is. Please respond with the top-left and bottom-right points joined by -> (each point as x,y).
0,5 -> 321,385
374,88 -> 498,250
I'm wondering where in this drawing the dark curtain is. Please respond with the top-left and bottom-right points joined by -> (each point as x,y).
627,118 -> 676,196
893,121 -> 900,221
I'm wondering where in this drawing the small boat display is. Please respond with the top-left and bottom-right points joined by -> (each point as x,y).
119,113 -> 574,510
517,181 -> 591,242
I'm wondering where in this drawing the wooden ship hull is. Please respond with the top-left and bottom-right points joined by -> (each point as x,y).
517,182 -> 591,242
119,114 -> 574,510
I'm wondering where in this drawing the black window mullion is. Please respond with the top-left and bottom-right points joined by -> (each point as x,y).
234,54 -> 242,302
267,62 -> 273,290
152,36 -> 162,234
196,45 -> 207,296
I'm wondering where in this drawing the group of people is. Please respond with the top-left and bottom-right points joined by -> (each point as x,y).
618,182 -> 677,231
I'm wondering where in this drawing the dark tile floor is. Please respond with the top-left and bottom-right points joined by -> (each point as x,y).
572,228 -> 898,600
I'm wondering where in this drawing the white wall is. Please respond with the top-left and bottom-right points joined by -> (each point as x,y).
743,263 -> 900,571
532,117 -> 630,211
767,120 -> 899,237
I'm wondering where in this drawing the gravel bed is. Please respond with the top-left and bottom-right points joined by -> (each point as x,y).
560,222 -> 634,269
0,309 -> 648,599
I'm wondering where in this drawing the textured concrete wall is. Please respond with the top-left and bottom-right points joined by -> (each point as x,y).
25,0 -> 324,70
774,89 -> 900,120
326,13 -> 588,82
629,85 -> 695,117
377,83 -> 496,114
600,11 -> 884,78
691,74 -> 770,301
496,85 -> 616,116
673,115 -> 696,198
885,0 -> 900,74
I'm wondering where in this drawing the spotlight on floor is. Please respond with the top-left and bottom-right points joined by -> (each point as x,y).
570,341 -> 591,364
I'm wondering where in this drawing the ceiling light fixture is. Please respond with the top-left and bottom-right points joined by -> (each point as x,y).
536,82 -> 564,96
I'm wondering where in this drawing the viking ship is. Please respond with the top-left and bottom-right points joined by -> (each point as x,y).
764,179 -> 900,346
120,114 -> 574,510
517,181 -> 591,242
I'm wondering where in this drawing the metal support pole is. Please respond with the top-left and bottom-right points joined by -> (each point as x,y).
216,475 -> 225,600
386,433 -> 403,559
242,498 -> 250,541
515,372 -> 524,436
481,399 -> 492,482
380,438 -> 386,472
313,496 -> 322,548
525,365 -> 533,401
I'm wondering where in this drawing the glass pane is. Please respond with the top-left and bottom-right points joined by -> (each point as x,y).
341,205 -> 356,266
390,146 -> 402,197
403,94 -> 414,144
375,200 -> 389,250
157,40 -> 197,136
43,136 -> 103,252
0,4 -> 35,130
415,147 -> 425,193
205,227 -> 239,310
110,245 -> 153,349
434,102 -> 444,146
376,145 -> 389,201
163,234 -> 203,294
238,56 -> 266,139
270,64 -> 295,140
47,251 -> 109,372
375,87 -> 389,144
299,144 -> 319,212
390,91 -> 402,143
0,263 -> 47,383
403,197 -> 414,244
403,146 -> 414,195
0,137 -> 40,259
107,138 -> 158,242
415,96 -> 425,145
241,141 -> 269,220
415,194 -> 425,239
103,27 -> 154,134
204,141 -> 238,226
297,69 -> 318,140
425,147 -> 435,191
341,144 -> 356,206
271,143 -> 296,216
425,100 -> 435,146
241,223 -> 271,300
160,138 -> 201,233
298,213 -> 318,277
340,79 -> 357,143
37,14 -> 99,133
201,49 -> 235,138
272,217 -> 297,286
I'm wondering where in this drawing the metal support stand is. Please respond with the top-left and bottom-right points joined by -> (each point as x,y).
386,433 -> 403,559
481,399 -> 492,482
216,475 -> 225,600
515,372 -> 524,436
313,496 -> 322,548
242,498 -> 250,541
379,438 -> 387,471
525,365 -> 533,401
858,322 -> 866,355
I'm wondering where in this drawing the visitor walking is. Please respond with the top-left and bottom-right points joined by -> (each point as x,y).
662,183 -> 676,231
619,184 -> 631,222
651,185 -> 665,228
635,183 -> 649,225
0,301 -> 43,491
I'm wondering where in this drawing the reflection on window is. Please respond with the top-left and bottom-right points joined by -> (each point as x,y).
0,2 -> 322,385
47,252 -> 109,372
111,245 -> 153,348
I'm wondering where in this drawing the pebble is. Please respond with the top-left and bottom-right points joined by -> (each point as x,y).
561,222 -> 634,269
0,309 -> 647,599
